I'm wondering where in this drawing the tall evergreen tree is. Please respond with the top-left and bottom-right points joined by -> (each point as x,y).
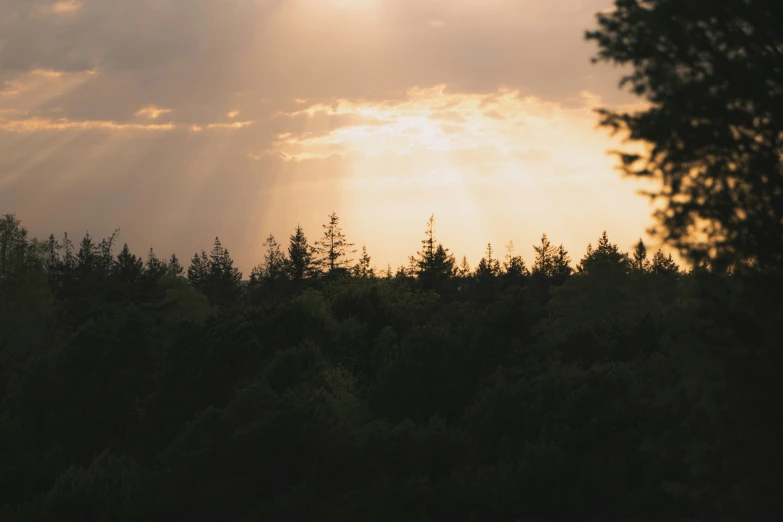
315,212 -> 356,274
167,253 -> 184,277
409,215 -> 456,289
503,241 -> 528,281
145,248 -> 168,280
551,244 -> 573,284
475,242 -> 501,280
457,256 -> 471,278
250,235 -> 286,284
114,243 -> 144,285
650,249 -> 680,277
532,233 -> 557,278
631,239 -> 651,273
577,231 -> 631,274
286,225 -> 316,281
354,245 -> 374,278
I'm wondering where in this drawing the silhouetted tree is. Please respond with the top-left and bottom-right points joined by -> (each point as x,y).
167,253 -> 184,277
457,255 -> 471,278
475,242 -> 501,281
286,225 -> 317,281
650,249 -> 680,277
577,231 -> 630,274
532,233 -> 556,279
145,248 -> 168,280
587,0 -> 783,270
354,245 -> 374,278
114,244 -> 144,285
188,237 -> 242,306
503,241 -> 528,282
316,212 -> 356,275
551,244 -> 573,285
409,215 -> 456,290
631,239 -> 650,273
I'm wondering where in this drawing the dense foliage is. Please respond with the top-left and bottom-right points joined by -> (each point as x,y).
1,211 -> 780,521
587,0 -> 783,271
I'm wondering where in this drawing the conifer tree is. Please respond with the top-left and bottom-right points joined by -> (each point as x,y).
457,256 -> 471,278
409,215 -> 456,289
551,244 -> 572,284
315,212 -> 356,274
503,241 -> 528,280
354,245 -> 374,278
114,243 -> 144,284
631,239 -> 651,273
650,249 -> 680,277
577,231 -> 631,274
167,253 -> 184,277
532,233 -> 556,278
188,251 -> 209,289
475,242 -> 501,280
145,248 -> 168,279
286,224 -> 316,281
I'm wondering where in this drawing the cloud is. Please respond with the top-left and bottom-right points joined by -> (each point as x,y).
37,1 -> 83,15
134,105 -> 172,120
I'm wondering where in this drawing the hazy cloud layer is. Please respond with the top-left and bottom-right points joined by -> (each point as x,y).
0,0 -> 658,272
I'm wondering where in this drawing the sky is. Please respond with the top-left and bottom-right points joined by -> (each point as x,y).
0,0 -> 665,274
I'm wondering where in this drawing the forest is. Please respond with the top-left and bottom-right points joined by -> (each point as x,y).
1,211 -> 780,521
2,0 -> 783,520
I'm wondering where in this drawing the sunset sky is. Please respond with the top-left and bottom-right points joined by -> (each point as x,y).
0,0 -> 665,274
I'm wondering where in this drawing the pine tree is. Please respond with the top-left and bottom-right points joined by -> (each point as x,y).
458,256 -> 471,278
503,241 -> 528,280
76,233 -> 99,273
552,244 -> 572,284
315,212 -> 356,274
145,247 -> 168,279
354,245 -> 374,278
97,229 -> 120,275
475,242 -> 501,280
577,231 -> 630,274
532,233 -> 556,278
260,234 -> 288,281
409,215 -> 456,289
650,249 -> 680,277
114,243 -> 144,284
631,239 -> 651,273
286,224 -> 316,281
167,253 -> 184,277
187,251 -> 209,289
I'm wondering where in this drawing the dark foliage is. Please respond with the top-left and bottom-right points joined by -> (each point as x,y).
1,211 -> 779,522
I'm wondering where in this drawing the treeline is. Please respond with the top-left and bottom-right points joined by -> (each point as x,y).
1,211 -> 780,521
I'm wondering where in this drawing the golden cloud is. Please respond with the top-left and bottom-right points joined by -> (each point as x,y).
268,85 -> 644,165
134,106 -> 173,120
36,0 -> 82,15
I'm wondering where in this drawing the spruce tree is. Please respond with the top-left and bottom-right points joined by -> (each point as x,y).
551,244 -> 573,284
114,243 -> 144,284
286,224 -> 316,281
457,256 -> 471,278
475,242 -> 501,280
354,245 -> 374,278
145,248 -> 168,280
167,253 -> 184,277
577,231 -> 631,274
409,215 -> 456,289
315,212 -> 356,274
532,233 -> 556,278
503,241 -> 528,280
650,249 -> 680,277
631,239 -> 651,273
